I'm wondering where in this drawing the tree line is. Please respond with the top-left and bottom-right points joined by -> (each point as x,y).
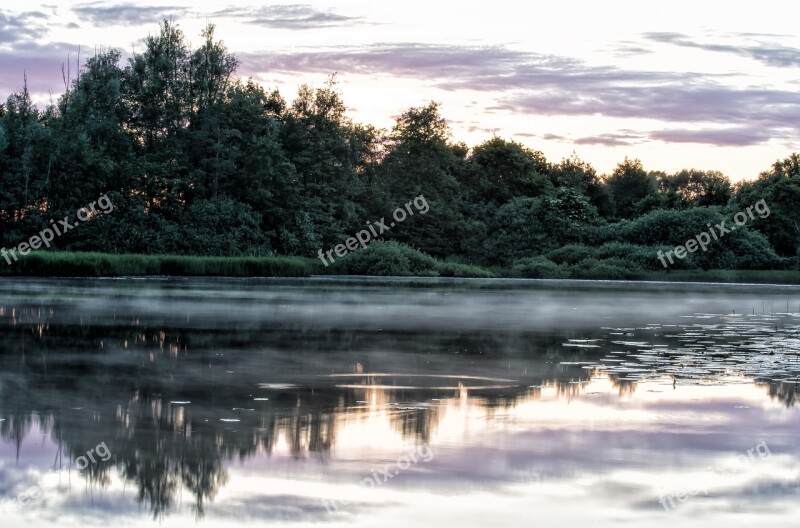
1,21 -> 798,276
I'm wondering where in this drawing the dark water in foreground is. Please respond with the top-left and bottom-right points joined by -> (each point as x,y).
0,277 -> 799,527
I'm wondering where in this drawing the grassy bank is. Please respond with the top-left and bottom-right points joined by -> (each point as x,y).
502,266 -> 800,284
0,244 -> 495,278
637,269 -> 800,284
0,251 -> 318,277
0,249 -> 798,284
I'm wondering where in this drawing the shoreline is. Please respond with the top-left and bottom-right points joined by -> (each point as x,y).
1,251 -> 799,285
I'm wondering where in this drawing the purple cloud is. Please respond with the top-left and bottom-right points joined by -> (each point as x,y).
212,4 -> 362,29
646,32 -> 800,68
72,3 -> 188,26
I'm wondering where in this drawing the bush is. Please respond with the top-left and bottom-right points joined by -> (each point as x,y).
482,191 -> 601,266
570,258 -> 631,280
331,241 -> 495,277
512,256 -> 569,278
545,244 -> 596,265
594,242 -> 696,271
726,230 -> 783,270
438,262 -> 496,278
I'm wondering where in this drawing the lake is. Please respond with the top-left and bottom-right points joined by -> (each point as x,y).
0,277 -> 798,527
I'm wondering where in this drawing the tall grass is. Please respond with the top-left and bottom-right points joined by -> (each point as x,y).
1,251 -> 797,283
0,252 -> 319,277
640,269 -> 800,284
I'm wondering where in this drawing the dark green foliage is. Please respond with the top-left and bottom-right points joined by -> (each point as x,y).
482,189 -> 601,265
544,244 -> 596,265
724,229 -> 784,270
374,102 -> 466,257
604,158 -> 658,219
611,208 -> 724,246
280,78 -> 371,253
545,242 -> 688,272
512,256 -> 569,278
465,137 -> 552,204
550,154 -> 614,218
598,208 -> 782,270
593,242 -> 688,271
331,241 -> 494,277
733,155 -> 800,257
176,198 -> 270,256
0,22 -> 795,278
0,252 -> 315,277
569,257 -> 632,280
658,169 -> 732,207
481,198 -> 554,264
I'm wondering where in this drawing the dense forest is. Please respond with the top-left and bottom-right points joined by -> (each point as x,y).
1,21 -> 799,278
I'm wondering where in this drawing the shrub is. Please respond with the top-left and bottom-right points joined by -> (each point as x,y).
595,242 -> 697,271
545,244 -> 596,265
570,258 -> 631,280
512,256 -> 569,278
331,241 -> 494,277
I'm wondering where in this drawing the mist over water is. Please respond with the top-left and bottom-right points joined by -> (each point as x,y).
1,277 -> 798,527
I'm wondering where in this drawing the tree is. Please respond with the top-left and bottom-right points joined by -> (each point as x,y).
0,22 -> 790,274
376,102 -> 466,256
658,169 -> 732,207
190,25 -> 238,119
50,48 -> 131,219
183,25 -> 240,200
122,20 -> 192,211
0,81 -> 52,243
278,77 -> 375,254
551,154 -> 614,218
604,158 -> 658,219
466,137 -> 552,204
735,154 -> 800,257
481,189 -> 600,265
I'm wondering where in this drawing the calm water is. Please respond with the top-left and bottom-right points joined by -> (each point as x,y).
0,277 -> 799,527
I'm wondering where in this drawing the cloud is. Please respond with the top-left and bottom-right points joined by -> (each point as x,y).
645,32 -> 800,68
574,133 -> 640,147
238,43 -> 537,80
72,3 -> 188,26
466,125 -> 501,134
648,127 -> 776,147
0,41 -> 84,98
0,10 -> 49,43
212,4 -> 361,29
239,42 -> 701,95
239,42 -> 800,146
210,494 -> 383,521
609,40 -> 655,57
2,24 -> 797,150
500,85 -> 800,131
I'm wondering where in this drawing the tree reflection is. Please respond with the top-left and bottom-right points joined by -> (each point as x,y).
0,295 -> 797,518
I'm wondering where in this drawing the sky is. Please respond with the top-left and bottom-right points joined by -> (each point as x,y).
1,0 -> 799,180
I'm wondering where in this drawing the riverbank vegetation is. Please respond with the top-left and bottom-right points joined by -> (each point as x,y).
3,247 -> 800,285
1,21 -> 798,280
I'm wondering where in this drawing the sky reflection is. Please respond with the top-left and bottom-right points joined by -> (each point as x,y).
0,278 -> 798,526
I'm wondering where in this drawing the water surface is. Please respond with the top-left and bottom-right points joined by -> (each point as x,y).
0,277 -> 798,527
